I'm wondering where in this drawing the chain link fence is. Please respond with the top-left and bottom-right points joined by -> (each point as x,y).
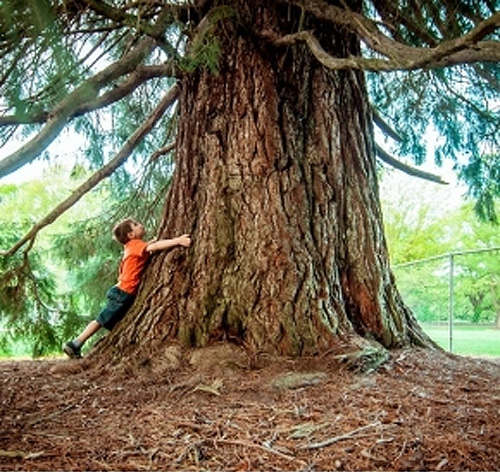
393,247 -> 500,357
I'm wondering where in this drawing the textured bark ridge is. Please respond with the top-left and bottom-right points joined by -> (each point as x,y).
100,3 -> 431,361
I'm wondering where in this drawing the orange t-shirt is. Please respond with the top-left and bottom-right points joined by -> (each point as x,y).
117,239 -> 149,295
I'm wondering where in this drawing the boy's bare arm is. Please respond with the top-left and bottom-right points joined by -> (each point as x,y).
146,234 -> 191,253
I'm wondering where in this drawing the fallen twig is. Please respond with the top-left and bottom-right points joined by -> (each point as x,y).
0,449 -> 45,459
217,439 -> 307,466
299,421 -> 382,450
192,379 -> 224,396
26,403 -> 77,427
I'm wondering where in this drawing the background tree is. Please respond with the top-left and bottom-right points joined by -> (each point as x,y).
0,1 -> 498,362
442,203 -> 500,325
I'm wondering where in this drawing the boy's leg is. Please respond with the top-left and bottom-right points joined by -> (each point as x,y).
63,286 -> 134,359
63,320 -> 102,359
76,320 -> 102,345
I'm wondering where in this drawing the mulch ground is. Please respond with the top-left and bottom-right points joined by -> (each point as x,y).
0,347 -> 498,471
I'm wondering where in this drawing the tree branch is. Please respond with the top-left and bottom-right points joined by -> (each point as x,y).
0,113 -> 48,126
372,108 -> 402,142
273,30 -> 397,71
282,1 -> 500,70
82,0 -> 165,39
370,0 -> 438,47
274,29 -> 500,72
0,84 -> 180,258
148,141 -> 176,163
473,64 -> 500,92
371,111 -> 447,185
0,37 -> 156,178
0,63 -> 177,126
376,145 -> 448,184
82,0 -> 182,57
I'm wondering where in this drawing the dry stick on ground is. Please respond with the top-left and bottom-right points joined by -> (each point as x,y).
298,421 -> 383,450
0,84 -> 180,258
216,439 -> 308,467
26,403 -> 77,427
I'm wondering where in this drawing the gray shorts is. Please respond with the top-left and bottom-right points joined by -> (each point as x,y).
96,286 -> 135,330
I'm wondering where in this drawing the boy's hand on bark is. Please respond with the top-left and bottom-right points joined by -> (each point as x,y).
177,234 -> 191,247
146,234 -> 191,253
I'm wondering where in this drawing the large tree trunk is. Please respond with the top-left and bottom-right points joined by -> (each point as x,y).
99,2 -> 431,362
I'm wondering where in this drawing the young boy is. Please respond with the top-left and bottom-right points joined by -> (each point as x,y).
63,218 -> 191,359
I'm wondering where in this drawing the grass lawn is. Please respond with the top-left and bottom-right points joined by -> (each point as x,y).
2,324 -> 499,359
421,323 -> 500,357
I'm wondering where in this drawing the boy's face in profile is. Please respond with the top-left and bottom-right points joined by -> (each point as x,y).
128,221 -> 146,240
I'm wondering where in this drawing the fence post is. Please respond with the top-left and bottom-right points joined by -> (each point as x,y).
449,253 -> 454,353
392,246 -> 500,354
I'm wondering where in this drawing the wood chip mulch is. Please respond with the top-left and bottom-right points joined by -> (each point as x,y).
0,347 -> 498,471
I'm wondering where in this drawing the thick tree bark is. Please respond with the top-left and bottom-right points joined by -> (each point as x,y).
99,2 -> 431,362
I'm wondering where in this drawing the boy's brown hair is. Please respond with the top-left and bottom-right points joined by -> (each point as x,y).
113,218 -> 135,245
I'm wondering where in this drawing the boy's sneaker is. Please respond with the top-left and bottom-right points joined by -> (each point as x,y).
63,341 -> 82,359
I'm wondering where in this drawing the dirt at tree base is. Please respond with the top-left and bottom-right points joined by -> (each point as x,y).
0,347 -> 498,471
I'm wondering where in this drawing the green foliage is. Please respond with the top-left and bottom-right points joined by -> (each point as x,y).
0,221 -> 64,357
365,0 -> 499,193
1,0 -> 497,220
0,0 -> 83,118
380,172 -> 453,263
458,153 -> 500,223
0,168 -> 107,356
180,36 -> 222,74
393,262 -> 452,323
368,43 -> 499,220
180,6 -> 235,74
52,218 -> 120,314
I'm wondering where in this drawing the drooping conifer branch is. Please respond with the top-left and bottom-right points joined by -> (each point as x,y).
0,37 -> 157,178
371,110 -> 446,183
376,145 -> 448,184
372,109 -> 402,142
0,63 -> 177,126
